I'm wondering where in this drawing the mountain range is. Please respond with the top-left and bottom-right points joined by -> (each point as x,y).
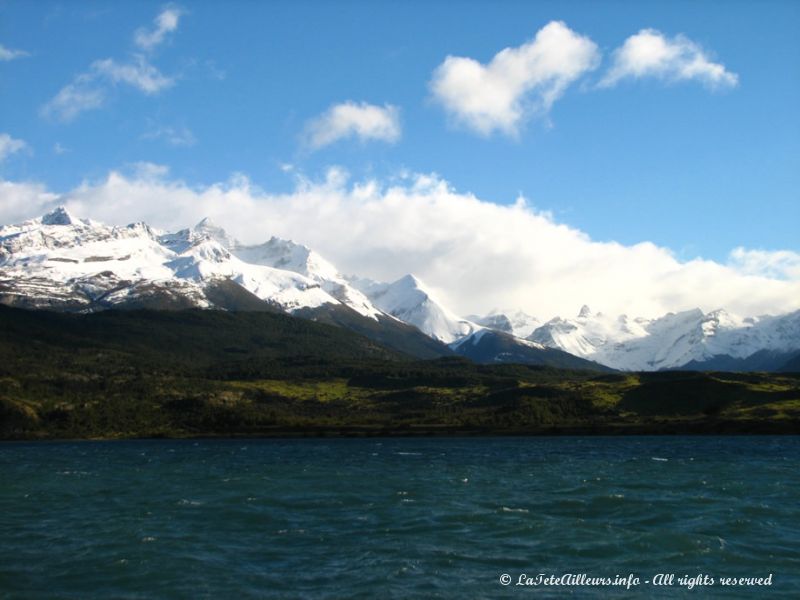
526,305 -> 800,371
1,207 -> 798,372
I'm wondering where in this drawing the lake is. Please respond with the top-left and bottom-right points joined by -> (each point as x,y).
1,436 -> 798,598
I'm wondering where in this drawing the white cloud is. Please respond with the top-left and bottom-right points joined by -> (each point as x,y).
728,248 -> 800,280
142,124 -> 196,147
92,57 -> 174,94
41,77 -> 107,122
0,133 -> 28,162
0,179 -> 58,224
128,161 -> 171,180
305,102 -> 401,149
600,29 -> 738,89
134,7 -> 182,51
41,8 -> 180,121
430,21 -> 600,137
0,43 -> 28,61
42,58 -> 173,122
2,168 -> 797,321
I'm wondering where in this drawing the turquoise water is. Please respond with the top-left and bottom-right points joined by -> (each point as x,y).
1,437 -> 798,598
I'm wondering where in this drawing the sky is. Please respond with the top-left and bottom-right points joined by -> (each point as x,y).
1,0 -> 799,319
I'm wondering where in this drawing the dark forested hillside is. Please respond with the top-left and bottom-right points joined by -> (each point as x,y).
0,304 -> 404,373
1,306 -> 799,440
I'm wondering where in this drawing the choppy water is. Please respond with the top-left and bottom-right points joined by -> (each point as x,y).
1,437 -> 799,598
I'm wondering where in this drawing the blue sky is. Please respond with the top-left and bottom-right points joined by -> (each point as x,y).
1,1 -> 799,317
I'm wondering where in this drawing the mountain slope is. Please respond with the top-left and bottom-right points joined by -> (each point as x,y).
779,351 -> 800,372
468,309 -> 541,338
528,306 -> 649,363
678,349 -> 800,373
293,303 -> 452,360
352,274 -> 480,343
450,329 -> 610,371
0,304 -> 405,375
232,235 -> 381,319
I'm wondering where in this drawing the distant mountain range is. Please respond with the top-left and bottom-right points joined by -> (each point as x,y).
1,207 -> 797,372
525,305 -> 800,372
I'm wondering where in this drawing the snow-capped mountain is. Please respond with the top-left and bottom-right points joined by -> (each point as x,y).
2,208 -> 797,371
449,328 -> 608,370
232,236 -> 380,319
528,306 -> 800,371
345,274 -> 604,367
350,273 -> 480,344
0,208 -> 365,316
528,306 -> 649,361
468,309 -> 541,339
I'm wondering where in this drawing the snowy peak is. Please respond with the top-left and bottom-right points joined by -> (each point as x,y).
700,308 -> 742,335
396,273 -> 425,289
468,312 -> 514,334
194,217 -> 217,229
41,206 -> 81,226
357,273 -> 479,344
374,273 -> 431,310
469,309 -> 541,338
235,236 -> 339,282
578,304 -> 592,318
529,313 -> 611,359
158,217 -> 238,254
192,217 -> 239,249
233,236 -> 380,319
0,208 -> 162,264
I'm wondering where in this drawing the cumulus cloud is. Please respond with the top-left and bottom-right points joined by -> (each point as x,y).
134,7 -> 182,51
0,43 -> 28,61
600,29 -> 738,89
0,133 -> 28,162
0,179 -> 58,224
305,102 -> 401,149
728,248 -> 800,280
1,169 -> 797,320
41,8 -> 180,121
430,21 -> 600,137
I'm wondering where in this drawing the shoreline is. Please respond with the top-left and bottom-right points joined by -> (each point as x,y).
4,418 -> 800,442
